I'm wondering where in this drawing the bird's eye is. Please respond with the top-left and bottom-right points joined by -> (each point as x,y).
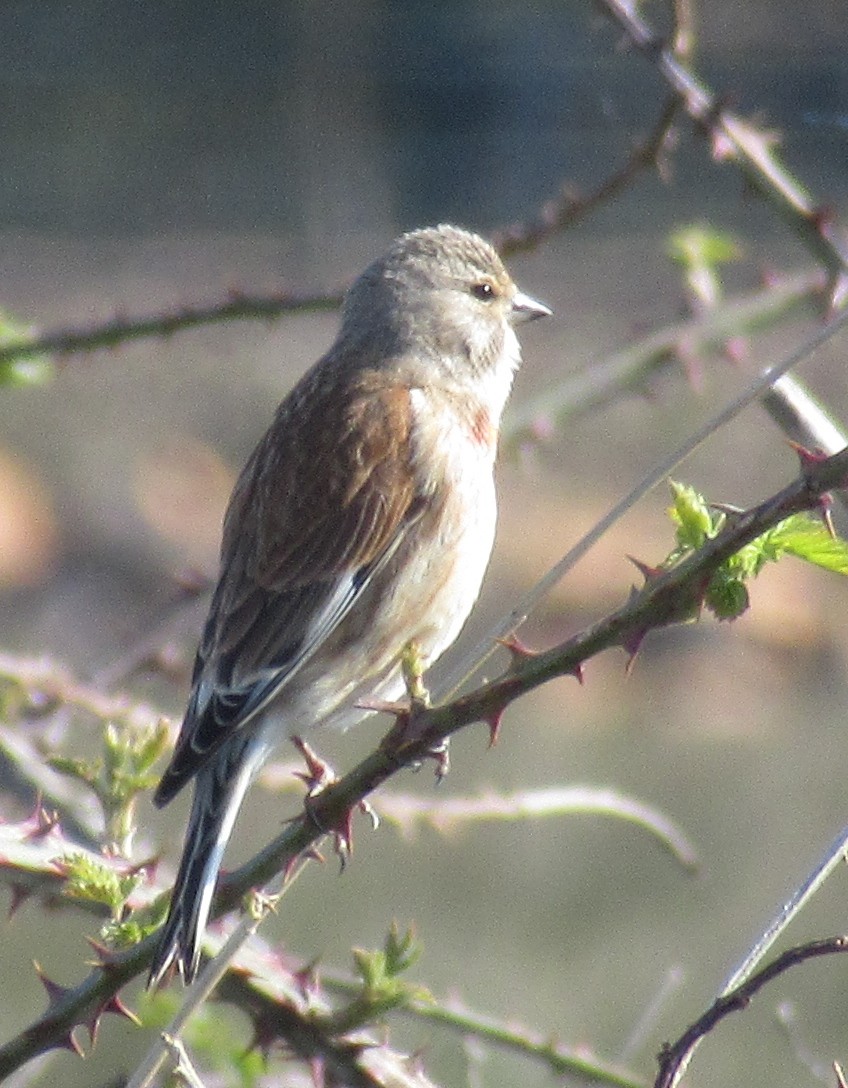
471,282 -> 496,302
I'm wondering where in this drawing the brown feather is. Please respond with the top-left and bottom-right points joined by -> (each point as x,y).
224,369 -> 417,593
190,366 -> 424,692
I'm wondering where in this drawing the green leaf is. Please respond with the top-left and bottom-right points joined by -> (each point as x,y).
0,311 -> 53,386
706,574 -> 750,620
667,224 -> 741,269
668,480 -> 720,550
667,224 -> 742,308
57,851 -> 140,918
333,923 -> 430,1031
664,485 -> 848,624
763,513 -> 848,574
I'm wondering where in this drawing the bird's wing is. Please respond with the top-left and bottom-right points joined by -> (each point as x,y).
154,369 -> 424,805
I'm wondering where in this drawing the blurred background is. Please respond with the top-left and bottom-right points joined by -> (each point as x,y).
2,1 -> 848,1084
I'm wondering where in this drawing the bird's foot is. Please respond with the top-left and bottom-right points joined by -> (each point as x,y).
375,709 -> 451,781
291,736 -> 378,868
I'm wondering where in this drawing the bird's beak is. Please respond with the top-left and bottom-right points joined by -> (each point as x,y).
511,290 -> 552,323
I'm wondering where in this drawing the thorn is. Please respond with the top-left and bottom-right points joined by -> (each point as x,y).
283,847 -> 324,884
788,440 -> 829,469
292,737 -> 379,864
788,442 -> 848,493
529,414 -> 556,442
84,936 -> 117,969
760,265 -> 782,289
570,661 -> 586,686
125,854 -> 158,879
818,493 -> 837,539
429,739 -> 451,781
35,961 -> 72,1006
333,809 -> 355,870
486,708 -> 505,747
627,555 -> 663,583
809,204 -> 836,235
828,272 -> 848,316
359,797 -> 380,830
247,1008 -> 279,1060
55,1030 -> 85,1058
23,796 -> 61,841
172,567 -> 213,595
723,335 -> 748,365
676,341 -> 704,394
709,501 -> 745,519
86,991 -> 139,1045
356,696 -> 409,720
620,628 -> 647,673
293,957 -> 322,1002
8,882 -> 30,919
497,633 -> 536,664
309,1055 -> 327,1088
710,128 -> 735,162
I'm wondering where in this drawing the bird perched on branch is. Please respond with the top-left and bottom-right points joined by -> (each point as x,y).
149,224 -> 550,986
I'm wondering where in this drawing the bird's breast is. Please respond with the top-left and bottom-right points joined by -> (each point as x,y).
402,385 -> 499,655
265,385 -> 499,737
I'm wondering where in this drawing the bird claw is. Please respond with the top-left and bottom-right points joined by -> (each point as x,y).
425,738 -> 451,781
379,712 -> 451,780
291,736 -> 379,866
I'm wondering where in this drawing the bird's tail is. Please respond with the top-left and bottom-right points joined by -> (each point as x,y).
148,734 -> 265,988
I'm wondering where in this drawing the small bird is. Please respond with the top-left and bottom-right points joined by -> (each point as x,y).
148,224 -> 550,986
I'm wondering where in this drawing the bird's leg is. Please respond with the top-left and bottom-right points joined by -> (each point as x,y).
376,641 -> 451,780
400,639 -> 431,708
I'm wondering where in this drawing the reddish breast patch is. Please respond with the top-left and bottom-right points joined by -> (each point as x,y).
470,407 -> 497,449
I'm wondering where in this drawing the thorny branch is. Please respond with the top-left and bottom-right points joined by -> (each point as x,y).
597,0 -> 848,292
655,937 -> 848,1088
3,2 -> 848,1081
494,97 -> 681,258
0,70 -> 687,368
219,966 -> 646,1088
1,442 -> 847,1078
0,289 -> 345,368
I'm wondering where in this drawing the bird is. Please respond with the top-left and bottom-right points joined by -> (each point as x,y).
148,224 -> 550,986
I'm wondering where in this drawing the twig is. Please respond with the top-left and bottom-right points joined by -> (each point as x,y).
0,289 -> 344,368
437,300 -> 848,703
502,268 -> 826,452
495,97 -> 681,258
0,653 -> 164,734
761,375 -> 848,460
216,974 -> 420,1088
655,937 -> 848,1088
597,0 -> 848,287
228,963 -> 646,1088
89,576 -> 210,692
721,822 -> 848,998
0,99 -> 679,371
375,786 -> 698,870
127,860 -> 312,1088
0,726 -> 102,848
4,441 -> 848,1077
159,1034 -> 208,1088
